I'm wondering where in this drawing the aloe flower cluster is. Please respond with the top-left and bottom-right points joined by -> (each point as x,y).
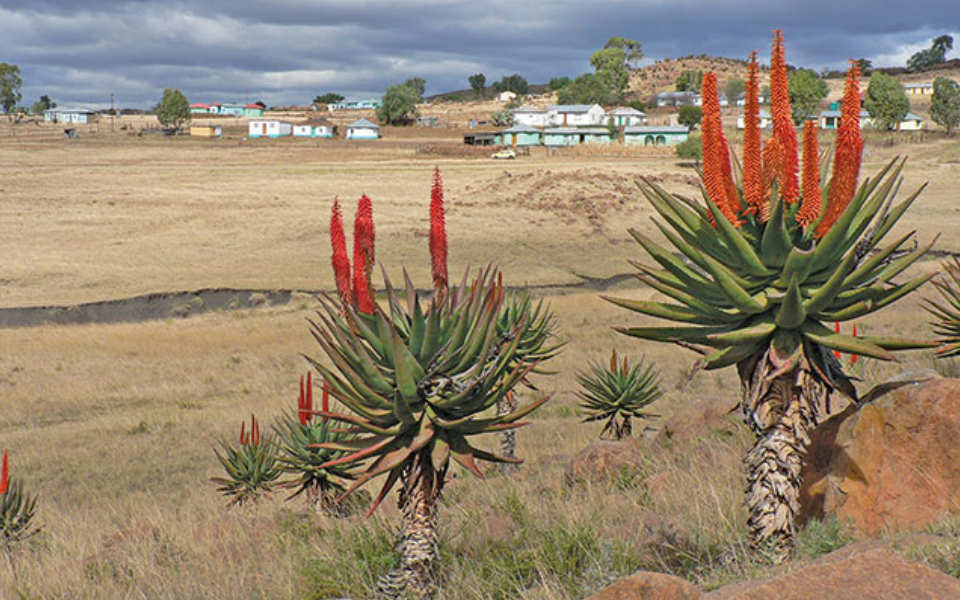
1,449 -> 40,547
212,414 -> 281,506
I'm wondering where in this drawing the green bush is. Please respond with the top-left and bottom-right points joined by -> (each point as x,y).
675,135 -> 702,160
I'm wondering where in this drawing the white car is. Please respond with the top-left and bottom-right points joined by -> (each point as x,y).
491,148 -> 516,160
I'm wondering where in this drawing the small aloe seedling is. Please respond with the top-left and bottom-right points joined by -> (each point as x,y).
274,373 -> 358,513
926,256 -> 960,358
577,351 -> 662,440
1,450 -> 40,548
212,415 -> 281,507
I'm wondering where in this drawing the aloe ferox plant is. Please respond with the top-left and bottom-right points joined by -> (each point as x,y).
307,169 -> 559,598
610,30 -> 936,561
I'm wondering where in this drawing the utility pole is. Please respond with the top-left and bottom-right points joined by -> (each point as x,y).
110,93 -> 115,130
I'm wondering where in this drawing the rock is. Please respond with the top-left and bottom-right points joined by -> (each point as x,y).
588,570 -> 703,600
800,378 -> 960,536
703,548 -> 960,599
563,439 -> 645,487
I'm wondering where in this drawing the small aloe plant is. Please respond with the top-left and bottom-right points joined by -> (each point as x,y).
1,450 -> 40,549
212,414 -> 281,507
925,256 -> 960,358
577,351 -> 662,440
273,373 -> 358,513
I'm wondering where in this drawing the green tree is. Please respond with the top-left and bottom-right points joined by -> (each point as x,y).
492,74 -> 529,95
30,95 -> 55,114
490,108 -> 513,126
674,134 -> 701,161
314,93 -> 344,104
676,70 -> 703,92
404,77 -> 426,101
931,76 -> 960,135
787,68 -> 829,124
724,78 -> 745,104
468,73 -> 486,99
556,73 -> 611,105
907,35 -> 953,70
591,37 -> 642,101
156,88 -> 191,132
377,83 -> 419,125
549,76 -> 571,91
865,72 -> 910,130
0,62 -> 23,115
855,58 -> 873,76
628,99 -> 646,112
677,104 -> 703,129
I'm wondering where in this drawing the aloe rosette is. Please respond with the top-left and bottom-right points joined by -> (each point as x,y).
308,171 -> 558,598
212,414 -> 282,507
1,450 -> 40,548
926,256 -> 960,357
611,31 -> 935,561
577,351 -> 662,440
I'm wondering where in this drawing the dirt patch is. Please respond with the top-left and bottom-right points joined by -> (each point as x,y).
460,168 -> 700,232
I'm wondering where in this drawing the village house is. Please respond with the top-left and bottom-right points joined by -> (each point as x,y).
652,91 -> 699,107
497,124 -> 543,146
248,120 -> 292,138
607,107 -> 647,126
547,104 -> 606,126
903,82 -> 933,96
511,105 -> 550,127
623,125 -> 690,146
43,107 -> 99,124
543,127 -> 611,146
736,109 -> 772,129
898,112 -> 924,130
818,102 -> 873,129
243,104 -> 265,118
293,118 -> 336,138
497,91 -> 517,102
190,125 -> 222,137
190,102 -> 211,114
330,98 -> 382,111
345,118 -> 380,140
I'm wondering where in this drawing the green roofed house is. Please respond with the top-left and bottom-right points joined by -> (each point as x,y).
623,125 -> 689,146
346,118 -> 380,140
497,124 -> 543,146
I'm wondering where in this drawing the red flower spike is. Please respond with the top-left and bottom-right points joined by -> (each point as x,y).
330,199 -> 353,307
742,51 -> 763,214
240,420 -> 247,446
1,450 -> 8,495
322,379 -> 330,423
298,375 -> 308,426
306,372 -> 313,418
252,414 -> 260,447
700,72 -> 741,227
796,120 -> 823,229
816,61 -> 863,238
430,166 -> 449,291
769,30 -> 799,205
353,195 -> 376,314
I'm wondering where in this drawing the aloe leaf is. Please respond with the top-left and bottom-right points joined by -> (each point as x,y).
820,273 -> 934,321
603,295 -> 739,325
842,230 -> 916,289
706,318 -> 776,346
760,195 -> 792,268
801,321 -> 895,360
857,336 -> 938,351
703,190 -> 772,278
803,248 -> 859,315
699,253 -> 769,314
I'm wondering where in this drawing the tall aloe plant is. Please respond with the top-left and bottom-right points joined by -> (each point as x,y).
925,256 -> 960,358
1,450 -> 40,550
610,31 -> 935,561
308,170 -> 558,598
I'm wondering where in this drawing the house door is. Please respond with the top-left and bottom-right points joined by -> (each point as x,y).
262,123 -> 268,135
512,133 -> 517,146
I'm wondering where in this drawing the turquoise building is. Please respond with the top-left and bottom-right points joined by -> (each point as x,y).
497,124 -> 543,146
543,127 -> 612,146
623,125 -> 689,146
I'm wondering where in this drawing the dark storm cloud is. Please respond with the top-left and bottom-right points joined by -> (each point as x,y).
1,1 -> 957,108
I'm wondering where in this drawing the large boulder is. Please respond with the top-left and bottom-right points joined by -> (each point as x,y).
704,547 -> 960,599
801,376 -> 960,536
564,439 -> 645,487
587,571 -> 703,600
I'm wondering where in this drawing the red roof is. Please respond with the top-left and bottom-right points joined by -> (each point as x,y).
190,103 -> 210,108
245,104 -> 264,109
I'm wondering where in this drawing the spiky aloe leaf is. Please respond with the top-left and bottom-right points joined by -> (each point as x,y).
577,351 -> 661,440
1,478 -> 40,545
925,257 -> 960,357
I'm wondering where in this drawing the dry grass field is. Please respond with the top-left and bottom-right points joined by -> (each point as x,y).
1,125 -> 959,598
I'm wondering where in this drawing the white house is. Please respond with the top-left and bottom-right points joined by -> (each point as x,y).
903,82 -> 933,96
652,91 -> 699,107
43,107 -> 99,124
511,105 -> 550,127
607,107 -> 647,126
346,118 -> 380,140
249,120 -> 292,138
547,104 -> 606,126
293,118 -> 336,138
497,91 -> 517,102
898,112 -> 924,130
737,109 -> 772,130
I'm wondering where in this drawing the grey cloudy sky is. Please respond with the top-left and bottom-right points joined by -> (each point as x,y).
2,0 -> 958,109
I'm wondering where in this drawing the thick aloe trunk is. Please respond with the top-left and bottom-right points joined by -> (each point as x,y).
496,392 -> 519,473
738,349 -> 833,562
377,451 -> 444,599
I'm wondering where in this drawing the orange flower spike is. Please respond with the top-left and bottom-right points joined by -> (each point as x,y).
700,72 -> 741,226
240,420 -> 247,446
759,136 -> 784,222
353,195 -> 376,314
816,61 -> 863,238
321,378 -> 330,423
769,30 -> 799,205
796,120 -> 823,229
329,199 -> 353,307
742,51 -> 763,214
1,450 -> 8,495
429,166 -> 449,291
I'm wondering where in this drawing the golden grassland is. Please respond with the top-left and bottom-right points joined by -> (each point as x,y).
1,129 -> 959,598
